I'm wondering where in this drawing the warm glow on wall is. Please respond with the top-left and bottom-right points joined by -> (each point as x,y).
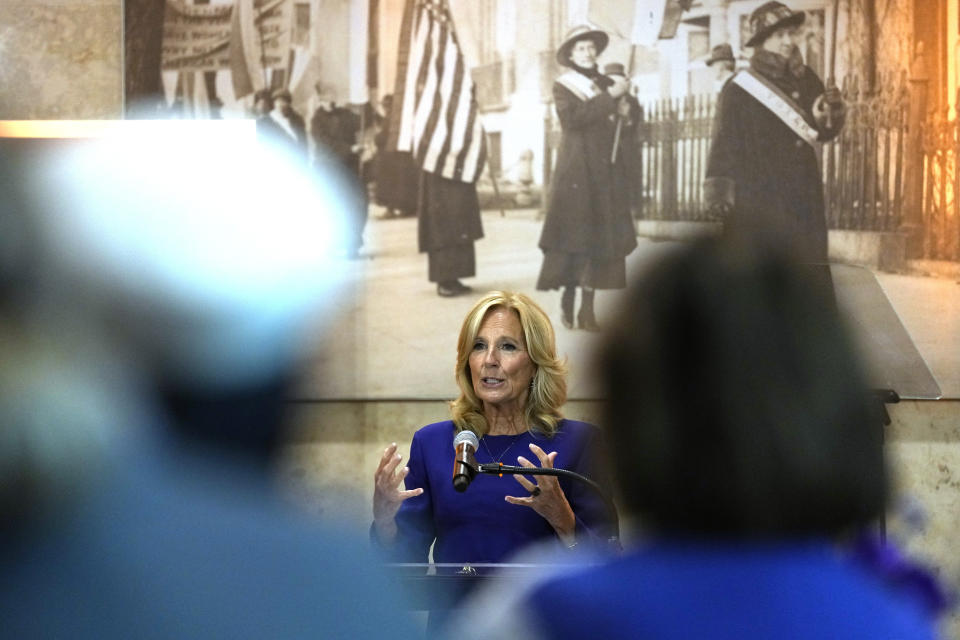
0,120 -> 255,140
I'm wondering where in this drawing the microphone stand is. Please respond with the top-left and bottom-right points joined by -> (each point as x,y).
871,388 -> 899,543
476,462 -> 622,553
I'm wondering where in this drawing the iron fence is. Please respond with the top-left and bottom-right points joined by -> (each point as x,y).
918,90 -> 960,260
637,93 -> 715,222
630,76 -> 959,261
823,72 -> 909,234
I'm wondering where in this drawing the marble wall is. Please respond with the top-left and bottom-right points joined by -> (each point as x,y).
887,400 -> 960,639
0,1 -> 122,119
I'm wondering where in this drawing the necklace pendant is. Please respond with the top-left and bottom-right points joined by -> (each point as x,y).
480,433 -> 523,464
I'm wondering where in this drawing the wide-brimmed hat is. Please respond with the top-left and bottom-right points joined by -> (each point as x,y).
745,1 -> 805,48
603,62 -> 626,77
556,25 -> 609,67
271,88 -> 292,102
706,43 -> 735,66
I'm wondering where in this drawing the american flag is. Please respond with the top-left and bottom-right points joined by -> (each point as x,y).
390,0 -> 486,184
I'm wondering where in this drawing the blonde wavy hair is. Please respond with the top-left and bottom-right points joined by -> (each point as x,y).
450,291 -> 568,437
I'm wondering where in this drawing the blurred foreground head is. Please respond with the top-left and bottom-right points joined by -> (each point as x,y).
1,122 -> 355,515
0,123 -> 422,640
600,237 -> 885,537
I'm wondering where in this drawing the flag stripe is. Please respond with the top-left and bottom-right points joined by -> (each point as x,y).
454,83 -> 483,181
436,48 -> 465,178
414,17 -> 444,167
396,3 -> 430,152
433,26 -> 464,176
418,19 -> 456,173
392,0 -> 485,184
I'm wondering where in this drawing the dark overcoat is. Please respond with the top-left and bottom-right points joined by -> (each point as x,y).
539,78 -> 638,267
374,117 -> 418,214
311,105 -> 361,174
417,170 -> 483,255
704,63 -> 841,262
372,105 -> 418,213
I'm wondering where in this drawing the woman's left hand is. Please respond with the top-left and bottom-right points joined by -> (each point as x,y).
505,443 -> 577,545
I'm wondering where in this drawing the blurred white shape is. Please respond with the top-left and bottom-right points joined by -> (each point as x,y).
24,120 -> 354,390
0,321 -> 148,507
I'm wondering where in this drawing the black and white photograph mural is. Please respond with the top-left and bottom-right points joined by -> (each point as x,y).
123,0 -> 959,405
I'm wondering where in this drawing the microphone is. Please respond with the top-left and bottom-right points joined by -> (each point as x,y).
452,430 -> 479,492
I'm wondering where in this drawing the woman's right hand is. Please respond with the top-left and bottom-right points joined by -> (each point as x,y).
372,442 -> 423,542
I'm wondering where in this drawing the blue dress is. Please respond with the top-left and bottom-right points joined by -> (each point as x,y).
515,540 -> 936,640
377,419 -> 616,565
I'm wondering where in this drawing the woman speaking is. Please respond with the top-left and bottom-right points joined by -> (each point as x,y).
371,291 -> 615,565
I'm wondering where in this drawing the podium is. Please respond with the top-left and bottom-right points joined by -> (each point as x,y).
385,562 -> 580,610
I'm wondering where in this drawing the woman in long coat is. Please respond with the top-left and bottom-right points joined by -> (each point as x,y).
373,94 -> 418,217
536,26 -> 638,331
704,1 -> 845,263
